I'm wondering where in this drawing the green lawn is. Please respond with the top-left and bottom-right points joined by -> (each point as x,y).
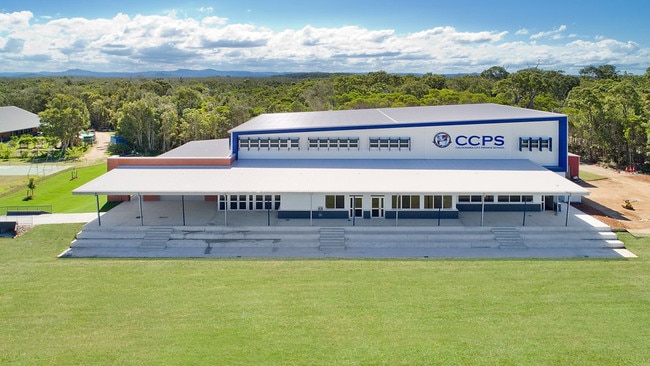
0,164 -> 108,213
1,224 -> 649,365
579,170 -> 607,181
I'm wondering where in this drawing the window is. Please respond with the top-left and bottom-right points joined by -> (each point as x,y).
369,137 -> 411,151
424,195 -> 452,209
325,195 -> 345,209
229,194 -> 248,210
519,137 -> 552,152
255,195 -> 264,210
220,194 -> 280,210
307,137 -> 360,150
275,195 -> 281,210
496,195 -> 535,203
290,138 -> 300,149
458,195 -> 483,203
392,195 -> 420,209
239,136 -> 300,151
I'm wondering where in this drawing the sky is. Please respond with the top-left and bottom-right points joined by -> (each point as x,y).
1,0 -> 649,75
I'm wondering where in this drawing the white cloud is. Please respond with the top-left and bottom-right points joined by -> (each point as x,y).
530,24 -> 568,40
0,11 -> 33,32
0,13 -> 647,75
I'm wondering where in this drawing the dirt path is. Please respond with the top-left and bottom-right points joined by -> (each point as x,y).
576,163 -> 650,231
82,131 -> 111,163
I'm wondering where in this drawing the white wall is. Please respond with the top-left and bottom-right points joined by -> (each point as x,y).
280,193 -> 314,210
236,120 -> 561,167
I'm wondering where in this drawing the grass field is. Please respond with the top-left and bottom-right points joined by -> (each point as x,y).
579,170 -> 607,181
1,224 -> 649,365
0,164 -> 108,213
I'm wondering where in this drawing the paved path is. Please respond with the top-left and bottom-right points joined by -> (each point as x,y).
2,212 -> 102,225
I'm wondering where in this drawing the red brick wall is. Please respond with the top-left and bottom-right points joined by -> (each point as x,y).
106,156 -> 235,202
107,156 -> 235,171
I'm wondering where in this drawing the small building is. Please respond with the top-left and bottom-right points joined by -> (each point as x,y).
79,130 -> 96,144
74,103 -> 588,224
0,106 -> 40,142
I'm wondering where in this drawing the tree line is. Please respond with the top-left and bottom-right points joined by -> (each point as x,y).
1,64 -> 648,170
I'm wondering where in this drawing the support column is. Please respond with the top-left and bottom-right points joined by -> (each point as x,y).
95,193 -> 101,227
352,195 -> 356,227
309,193 -> 313,226
181,195 -> 186,226
565,194 -> 571,226
395,194 -> 400,227
224,194 -> 228,226
470,194 -> 485,226
138,194 -> 144,226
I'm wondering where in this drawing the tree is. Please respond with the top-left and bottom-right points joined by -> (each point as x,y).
302,80 -> 335,111
117,95 -> 159,154
26,177 -> 36,199
480,66 -> 509,81
579,65 -> 619,80
38,94 -> 90,156
156,97 -> 179,152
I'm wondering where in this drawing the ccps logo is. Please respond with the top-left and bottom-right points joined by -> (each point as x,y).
433,132 -> 452,148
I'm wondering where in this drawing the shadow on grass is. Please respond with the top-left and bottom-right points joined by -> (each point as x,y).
100,201 -> 122,212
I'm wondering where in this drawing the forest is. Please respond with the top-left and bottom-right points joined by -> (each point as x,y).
1,64 -> 649,171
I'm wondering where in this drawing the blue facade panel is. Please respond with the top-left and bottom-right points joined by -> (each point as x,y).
456,203 -> 543,212
385,210 -> 459,219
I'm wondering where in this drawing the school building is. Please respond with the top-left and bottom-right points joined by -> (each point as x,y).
74,103 -> 587,225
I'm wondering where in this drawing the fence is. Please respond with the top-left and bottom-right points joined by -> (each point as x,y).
0,205 -> 53,216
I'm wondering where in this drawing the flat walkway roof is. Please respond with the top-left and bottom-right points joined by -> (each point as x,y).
73,159 -> 588,196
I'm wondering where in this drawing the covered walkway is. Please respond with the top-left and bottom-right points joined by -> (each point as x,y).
87,198 -> 598,229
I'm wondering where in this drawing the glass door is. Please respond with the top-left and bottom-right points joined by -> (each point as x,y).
349,196 -> 363,218
371,196 -> 384,218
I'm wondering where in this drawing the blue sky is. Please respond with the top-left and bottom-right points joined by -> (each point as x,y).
1,0 -> 648,75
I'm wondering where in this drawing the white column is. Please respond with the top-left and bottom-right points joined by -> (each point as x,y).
138,194 -> 144,226
95,193 -> 101,226
224,194 -> 228,226
309,193 -> 313,226
470,194 -> 485,226
565,194 -> 571,226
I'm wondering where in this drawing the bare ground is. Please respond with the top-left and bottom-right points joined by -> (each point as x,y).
574,163 -> 650,231
82,131 -> 111,163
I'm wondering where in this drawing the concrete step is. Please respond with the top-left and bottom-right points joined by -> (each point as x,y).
68,225 -> 625,252
140,227 -> 173,249
319,227 -> 346,251
492,227 -> 526,249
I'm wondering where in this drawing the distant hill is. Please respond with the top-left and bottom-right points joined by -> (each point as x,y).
0,69 -> 471,79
